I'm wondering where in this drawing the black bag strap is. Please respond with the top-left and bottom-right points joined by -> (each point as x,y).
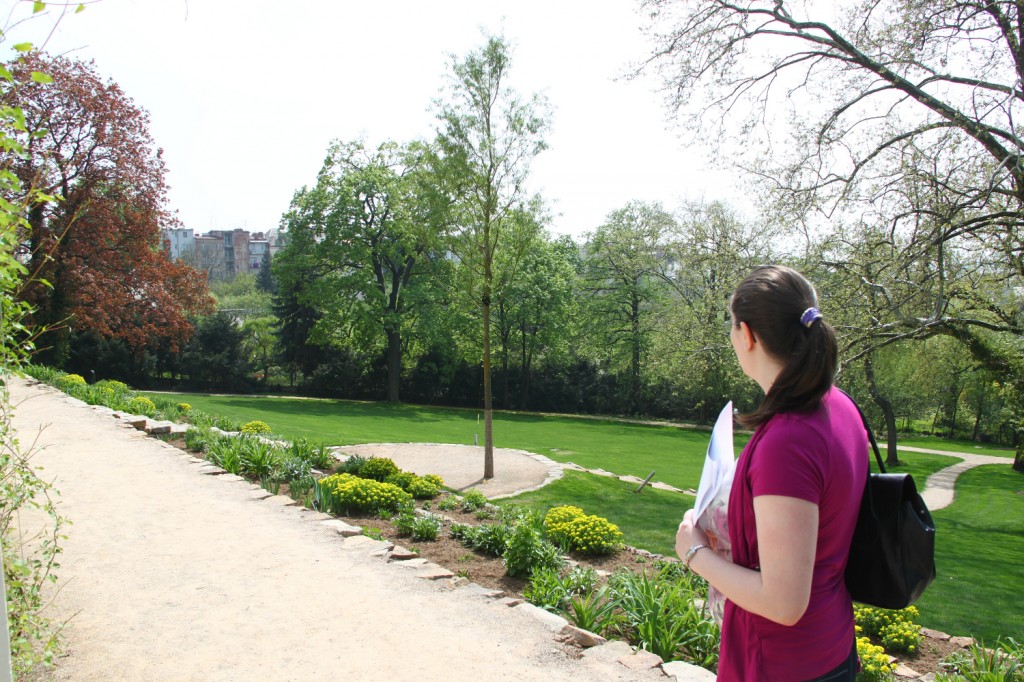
838,389 -> 887,474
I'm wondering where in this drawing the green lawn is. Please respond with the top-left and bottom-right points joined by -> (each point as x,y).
878,451 -> 962,482
914,464 -> 1024,642
156,393 -> 720,490
897,436 -> 1016,458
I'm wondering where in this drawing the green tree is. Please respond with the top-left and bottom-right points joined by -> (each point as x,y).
433,34 -> 550,478
494,232 -> 579,409
641,0 -> 1024,459
581,201 -> 676,413
276,139 -> 436,402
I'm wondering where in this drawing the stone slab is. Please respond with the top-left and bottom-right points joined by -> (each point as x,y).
389,546 -> 420,560
661,660 -> 717,681
218,474 -> 247,483
498,597 -> 523,607
297,511 -> 333,522
145,421 -> 174,435
247,490 -> 273,501
949,636 -> 975,647
921,628 -> 950,640
460,583 -> 503,599
895,664 -> 920,678
341,536 -> 393,553
618,649 -> 663,672
513,602 -> 568,633
198,466 -> 227,475
560,625 -> 607,648
262,494 -> 299,506
320,520 -> 362,537
416,563 -> 454,580
651,482 -> 683,492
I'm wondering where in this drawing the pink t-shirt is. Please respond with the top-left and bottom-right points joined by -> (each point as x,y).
718,387 -> 867,681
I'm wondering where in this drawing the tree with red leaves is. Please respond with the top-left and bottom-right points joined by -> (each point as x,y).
3,51 -> 212,365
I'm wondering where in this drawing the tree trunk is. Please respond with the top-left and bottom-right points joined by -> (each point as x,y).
864,354 -> 900,466
385,328 -> 401,403
482,286 -> 494,480
630,290 -> 641,414
1014,444 -> 1024,473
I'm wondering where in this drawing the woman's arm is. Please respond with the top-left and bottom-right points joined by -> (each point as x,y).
677,495 -> 818,626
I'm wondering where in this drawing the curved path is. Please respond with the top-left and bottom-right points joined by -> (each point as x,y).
899,445 -> 1012,511
7,378 -> 667,681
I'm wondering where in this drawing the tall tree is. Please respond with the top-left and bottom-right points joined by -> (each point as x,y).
433,35 -> 550,478
642,0 -> 1024,458
582,201 -> 676,413
3,52 -> 212,363
276,139 -> 435,402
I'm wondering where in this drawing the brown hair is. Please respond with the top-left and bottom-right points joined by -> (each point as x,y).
730,265 -> 837,428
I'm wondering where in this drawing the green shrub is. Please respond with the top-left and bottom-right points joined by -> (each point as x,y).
184,428 -> 213,453
177,402 -> 192,412
207,436 -> 245,475
278,455 -> 312,483
437,495 -> 459,511
422,473 -> 444,488
358,457 -> 400,482
238,438 -> 281,479
524,565 -> 600,613
54,373 -> 86,391
502,524 -> 564,578
240,420 -> 272,436
459,489 -> 488,511
854,605 -> 922,655
213,415 -> 241,431
566,588 -> 623,637
318,473 -> 411,515
411,514 -> 442,541
337,454 -> 367,476
407,476 -> 441,500
544,505 -> 622,555
127,396 -> 157,417
856,637 -> 897,681
394,509 -> 417,537
289,438 -> 334,470
384,471 -> 416,490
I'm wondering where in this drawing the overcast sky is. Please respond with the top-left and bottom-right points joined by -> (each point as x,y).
3,0 -> 753,239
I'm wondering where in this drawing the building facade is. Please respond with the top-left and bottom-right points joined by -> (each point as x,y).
162,227 -> 285,281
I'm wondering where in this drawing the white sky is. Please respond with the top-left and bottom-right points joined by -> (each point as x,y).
3,0 -> 753,240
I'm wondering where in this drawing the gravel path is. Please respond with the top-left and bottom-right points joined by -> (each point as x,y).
8,379 -> 666,681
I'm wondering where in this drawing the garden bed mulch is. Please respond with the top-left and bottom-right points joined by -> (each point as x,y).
163,435 -> 967,679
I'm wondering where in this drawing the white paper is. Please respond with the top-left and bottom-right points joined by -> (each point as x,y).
693,401 -> 735,519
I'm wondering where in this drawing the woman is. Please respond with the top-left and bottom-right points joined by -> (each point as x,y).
677,265 -> 867,680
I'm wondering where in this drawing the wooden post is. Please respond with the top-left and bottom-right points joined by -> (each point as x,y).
634,470 -> 657,493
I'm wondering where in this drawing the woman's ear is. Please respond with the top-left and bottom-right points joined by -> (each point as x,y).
738,321 -> 757,352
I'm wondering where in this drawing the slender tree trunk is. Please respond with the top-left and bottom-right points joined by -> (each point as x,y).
864,354 -> 900,466
483,284 -> 494,479
1014,444 -> 1024,473
630,290 -> 641,414
385,328 -> 401,403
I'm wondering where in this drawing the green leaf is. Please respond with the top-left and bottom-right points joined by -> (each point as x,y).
13,42 -> 33,52
33,2 -> 46,13
76,3 -> 86,13
30,71 -> 53,84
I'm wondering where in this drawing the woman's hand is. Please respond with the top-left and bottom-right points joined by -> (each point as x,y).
675,509 -> 709,561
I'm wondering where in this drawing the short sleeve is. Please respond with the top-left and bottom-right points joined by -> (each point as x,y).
747,416 -> 828,505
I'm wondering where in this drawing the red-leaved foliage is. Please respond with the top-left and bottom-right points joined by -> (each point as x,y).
3,51 -> 213,359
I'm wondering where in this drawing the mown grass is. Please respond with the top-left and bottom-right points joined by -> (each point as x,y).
896,436 -> 1015,458
153,393 -> 723,490
878,452 -> 962,482
914,464 -> 1024,642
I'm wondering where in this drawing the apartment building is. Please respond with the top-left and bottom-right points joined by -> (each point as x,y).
162,227 -> 286,281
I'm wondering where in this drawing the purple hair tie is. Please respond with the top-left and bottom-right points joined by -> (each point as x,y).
800,307 -> 823,328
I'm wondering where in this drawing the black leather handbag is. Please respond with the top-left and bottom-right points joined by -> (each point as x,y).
845,397 -> 936,609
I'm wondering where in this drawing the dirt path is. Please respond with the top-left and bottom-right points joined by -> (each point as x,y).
8,379 -> 666,681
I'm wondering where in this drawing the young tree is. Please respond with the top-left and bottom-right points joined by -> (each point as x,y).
275,139 -> 436,402
3,52 -> 212,364
433,35 -> 550,478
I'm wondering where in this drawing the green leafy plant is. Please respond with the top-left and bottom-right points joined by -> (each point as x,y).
566,588 -> 623,637
183,427 -> 213,453
856,637 -> 897,681
607,565 -> 719,667
437,495 -> 459,511
127,395 -> 157,417
411,514 -> 442,541
384,471 -> 416,490
358,456 -> 400,482
240,420 -> 272,436
362,527 -> 385,541
206,436 -> 244,475
938,637 -> 1024,681
855,605 -> 923,655
318,473 -> 412,515
502,524 -> 564,578
544,504 -> 622,555
337,454 -> 367,476
459,489 -> 488,511
407,476 -> 441,500
239,438 -> 281,480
